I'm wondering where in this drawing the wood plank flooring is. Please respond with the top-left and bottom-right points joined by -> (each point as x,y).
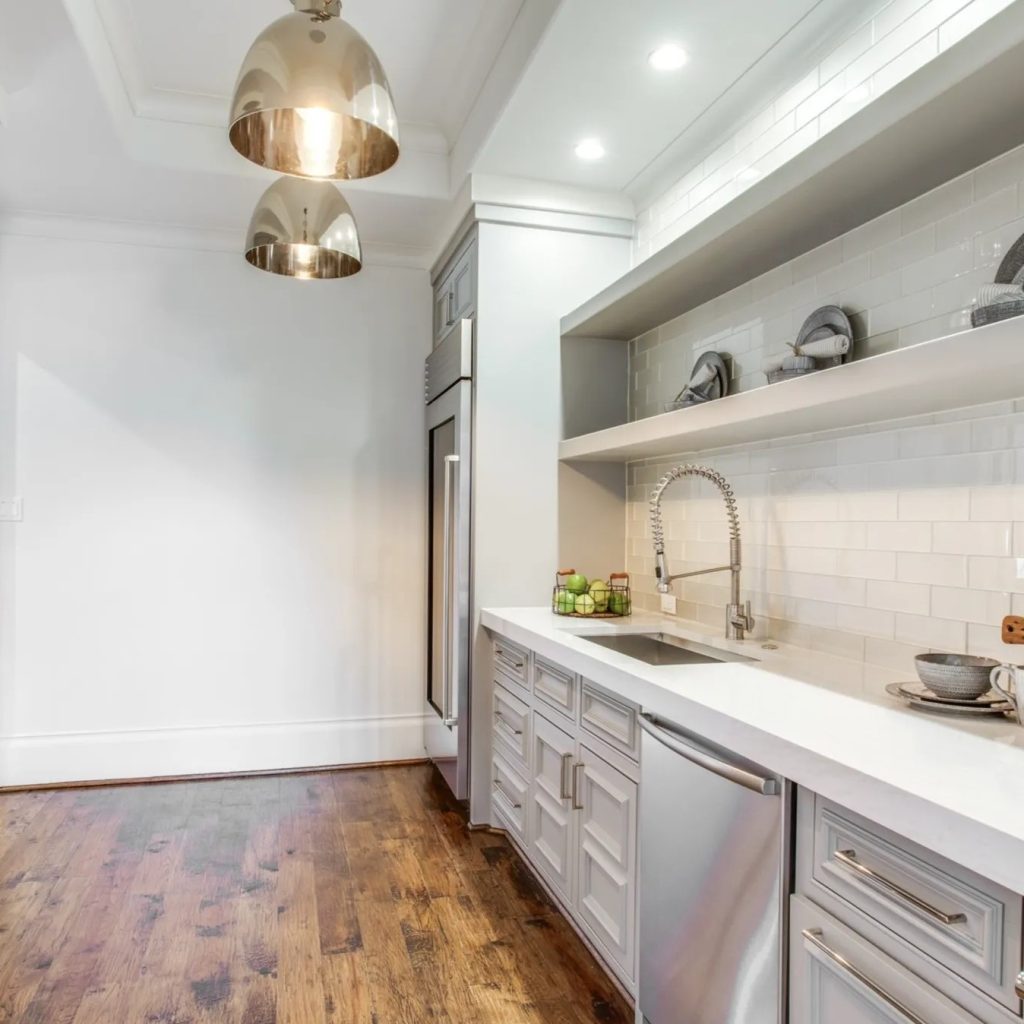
0,764 -> 632,1023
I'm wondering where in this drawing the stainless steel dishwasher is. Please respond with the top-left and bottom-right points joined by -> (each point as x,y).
638,711 -> 787,1024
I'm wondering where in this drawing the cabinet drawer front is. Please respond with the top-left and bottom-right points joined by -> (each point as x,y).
493,639 -> 529,689
580,681 -> 638,760
533,656 -> 577,720
808,796 -> 1022,1011
790,895 -> 984,1024
491,754 -> 528,843
492,683 -> 530,771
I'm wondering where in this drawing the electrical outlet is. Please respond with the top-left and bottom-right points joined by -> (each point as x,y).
660,593 -> 677,615
0,497 -> 23,522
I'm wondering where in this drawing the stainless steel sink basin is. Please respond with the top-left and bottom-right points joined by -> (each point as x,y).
579,632 -> 754,666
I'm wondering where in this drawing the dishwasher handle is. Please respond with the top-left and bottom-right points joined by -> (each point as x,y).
639,713 -> 779,796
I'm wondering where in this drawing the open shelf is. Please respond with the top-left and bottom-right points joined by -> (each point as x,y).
561,6 -> 1024,342
559,318 -> 1024,462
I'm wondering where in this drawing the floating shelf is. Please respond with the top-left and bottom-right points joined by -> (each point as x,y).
561,6 -> 1024,342
559,319 -> 1024,462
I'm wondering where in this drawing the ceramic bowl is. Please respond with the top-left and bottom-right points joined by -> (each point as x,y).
914,653 -> 999,700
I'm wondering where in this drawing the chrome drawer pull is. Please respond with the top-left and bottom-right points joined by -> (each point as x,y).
802,928 -> 928,1024
559,753 -> 573,801
492,779 -> 521,809
834,849 -> 967,926
495,648 -> 524,670
493,711 -> 523,736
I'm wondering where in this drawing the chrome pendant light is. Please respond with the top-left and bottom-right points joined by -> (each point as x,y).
244,177 -> 362,279
229,0 -> 400,180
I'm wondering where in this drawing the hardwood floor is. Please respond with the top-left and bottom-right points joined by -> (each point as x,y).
0,764 -> 632,1023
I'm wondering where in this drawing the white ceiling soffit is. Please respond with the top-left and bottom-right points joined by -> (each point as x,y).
474,0 -> 870,203
58,0 -> 545,201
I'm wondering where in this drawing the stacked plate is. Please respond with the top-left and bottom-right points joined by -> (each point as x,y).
885,680 -> 1013,717
766,306 -> 853,384
664,351 -> 729,411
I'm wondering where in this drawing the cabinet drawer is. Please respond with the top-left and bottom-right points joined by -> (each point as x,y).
491,753 -> 528,844
493,638 -> 529,690
492,682 -> 530,772
790,895 -> 984,1024
533,656 -> 577,721
580,680 -> 638,760
800,794 -> 1023,1013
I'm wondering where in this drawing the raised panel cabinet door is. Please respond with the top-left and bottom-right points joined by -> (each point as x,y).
433,280 -> 453,345
450,253 -> 475,322
575,744 -> 637,977
529,711 -> 576,902
790,897 -> 984,1024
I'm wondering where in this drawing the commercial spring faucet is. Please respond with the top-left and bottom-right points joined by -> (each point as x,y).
649,464 -> 756,641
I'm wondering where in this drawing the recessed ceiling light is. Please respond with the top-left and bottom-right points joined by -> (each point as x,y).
575,138 -> 606,161
649,44 -> 688,71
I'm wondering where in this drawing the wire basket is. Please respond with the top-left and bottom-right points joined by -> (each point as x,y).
552,570 -> 631,617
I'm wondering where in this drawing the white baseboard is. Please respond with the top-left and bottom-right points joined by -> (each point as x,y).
0,713 -> 430,787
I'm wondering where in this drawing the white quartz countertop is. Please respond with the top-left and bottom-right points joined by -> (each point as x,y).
481,607 -> 1024,894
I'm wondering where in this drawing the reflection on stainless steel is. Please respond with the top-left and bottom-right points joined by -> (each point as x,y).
649,465 -> 755,640
639,712 -> 784,1024
244,177 -> 361,279
801,929 -> 928,1024
579,632 -> 753,667
230,1 -> 399,180
832,849 -> 967,926
424,321 -> 473,800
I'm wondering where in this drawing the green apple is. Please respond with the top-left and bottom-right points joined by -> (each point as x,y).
608,592 -> 631,616
588,580 -> 609,612
574,593 -> 596,616
565,573 -> 589,594
555,590 -> 576,614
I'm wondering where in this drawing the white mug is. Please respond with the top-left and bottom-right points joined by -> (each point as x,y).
990,664 -> 1023,723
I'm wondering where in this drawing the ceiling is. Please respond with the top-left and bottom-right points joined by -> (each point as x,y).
0,0 -> 869,260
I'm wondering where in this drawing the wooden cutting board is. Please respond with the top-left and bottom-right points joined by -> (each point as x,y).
1001,615 -> 1024,644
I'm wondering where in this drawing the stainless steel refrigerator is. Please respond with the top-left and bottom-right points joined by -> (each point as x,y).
424,319 -> 473,800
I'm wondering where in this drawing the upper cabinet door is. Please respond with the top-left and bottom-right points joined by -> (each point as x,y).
450,252 -> 475,323
575,744 -> 637,979
529,710 -> 576,903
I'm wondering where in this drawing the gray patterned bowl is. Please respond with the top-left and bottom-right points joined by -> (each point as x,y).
914,653 -> 999,700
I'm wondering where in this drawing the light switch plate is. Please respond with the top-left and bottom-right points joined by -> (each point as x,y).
0,497 -> 23,522
660,593 -> 677,614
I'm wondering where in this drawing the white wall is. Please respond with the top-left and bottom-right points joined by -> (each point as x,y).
0,230 -> 431,786
470,220 -> 632,823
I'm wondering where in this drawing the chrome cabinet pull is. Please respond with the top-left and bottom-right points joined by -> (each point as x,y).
834,849 -> 967,926
1015,972 -> 1024,1001
802,928 -> 928,1024
492,779 -> 521,810
495,647 -> 524,671
559,753 -> 573,801
493,711 -> 523,737
571,762 -> 584,811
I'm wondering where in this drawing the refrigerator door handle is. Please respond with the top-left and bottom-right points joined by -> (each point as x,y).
442,454 -> 460,727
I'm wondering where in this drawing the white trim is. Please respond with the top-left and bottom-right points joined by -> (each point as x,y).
0,713 -> 431,787
473,203 -> 634,240
0,211 -> 434,269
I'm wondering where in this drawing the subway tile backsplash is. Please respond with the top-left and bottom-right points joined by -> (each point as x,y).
629,141 -> 1024,421
625,401 -> 1024,673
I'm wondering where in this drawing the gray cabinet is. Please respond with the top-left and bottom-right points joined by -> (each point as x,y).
433,238 -> 476,346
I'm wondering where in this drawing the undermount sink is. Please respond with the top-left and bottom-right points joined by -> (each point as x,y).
579,632 -> 755,667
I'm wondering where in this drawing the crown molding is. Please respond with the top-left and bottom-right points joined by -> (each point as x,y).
0,211 -> 433,269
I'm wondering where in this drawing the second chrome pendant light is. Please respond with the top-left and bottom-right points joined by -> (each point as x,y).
230,0 -> 400,279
